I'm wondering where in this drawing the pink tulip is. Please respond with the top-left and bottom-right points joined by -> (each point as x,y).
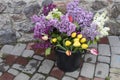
89,49 -> 98,55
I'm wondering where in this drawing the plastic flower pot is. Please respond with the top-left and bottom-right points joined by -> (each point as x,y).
55,49 -> 85,72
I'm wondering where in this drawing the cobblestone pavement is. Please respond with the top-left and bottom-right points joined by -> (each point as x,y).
0,36 -> 120,80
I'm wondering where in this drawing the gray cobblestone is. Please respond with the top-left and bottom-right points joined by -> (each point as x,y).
46,76 -> 58,80
111,47 -> 120,55
38,59 -> 54,74
8,68 -> 19,76
98,56 -> 110,64
33,55 -> 44,60
108,36 -> 120,47
98,44 -> 111,56
30,73 -> 45,80
11,44 -> 26,56
62,76 -> 76,80
109,73 -> 120,80
23,59 -> 41,74
80,63 -> 95,78
12,64 -> 24,71
14,73 -> 30,80
84,54 -> 97,63
65,70 -> 79,78
22,50 -> 34,57
110,68 -> 120,74
95,63 -> 109,78
0,45 -> 14,54
111,54 -> 120,68
0,63 -> 9,72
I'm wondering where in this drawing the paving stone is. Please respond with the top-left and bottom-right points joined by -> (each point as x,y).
94,77 -> 104,80
65,70 -> 79,78
84,54 -> 97,63
12,64 -> 25,71
33,55 -> 44,60
22,50 -> 34,57
111,47 -> 120,54
80,63 -> 95,78
108,36 -> 120,47
38,59 -> 54,74
14,73 -> 30,80
78,77 -> 90,80
0,45 -> 14,54
15,56 -> 28,66
0,72 -> 14,80
98,37 -> 109,44
23,59 -> 41,74
109,73 -> 120,80
111,54 -> 120,68
62,76 -> 76,80
98,44 -> 111,56
110,68 -> 120,74
0,72 -> 3,76
5,55 -> 17,65
95,63 -> 109,78
11,43 -> 26,56
46,76 -> 58,80
50,67 -> 64,80
8,68 -> 19,76
0,63 -> 9,72
26,42 -> 34,50
30,73 -> 45,80
98,56 -> 110,64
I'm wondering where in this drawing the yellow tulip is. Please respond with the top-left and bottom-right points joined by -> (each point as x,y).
71,32 -> 77,38
52,38 -> 57,43
65,40 -> 71,46
74,38 -> 79,42
73,41 -> 81,47
77,34 -> 82,39
80,38 -> 86,43
81,44 -> 88,49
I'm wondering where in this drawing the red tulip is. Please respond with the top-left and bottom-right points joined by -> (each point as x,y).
68,15 -> 73,22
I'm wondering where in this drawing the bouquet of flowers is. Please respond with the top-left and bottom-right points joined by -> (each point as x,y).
32,0 -> 110,56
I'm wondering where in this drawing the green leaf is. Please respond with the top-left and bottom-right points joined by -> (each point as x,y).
56,44 -> 66,51
57,36 -> 62,41
45,48 -> 51,56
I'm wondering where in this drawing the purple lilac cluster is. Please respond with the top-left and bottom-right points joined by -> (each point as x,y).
55,14 -> 76,36
32,15 -> 53,38
81,23 -> 99,40
42,3 -> 56,16
67,0 -> 93,28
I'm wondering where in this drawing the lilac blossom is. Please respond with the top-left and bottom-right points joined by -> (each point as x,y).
33,15 -> 53,38
67,0 -> 93,28
42,3 -> 56,16
55,14 -> 76,36
81,23 -> 99,40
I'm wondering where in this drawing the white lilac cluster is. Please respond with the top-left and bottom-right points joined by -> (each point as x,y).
93,11 -> 110,38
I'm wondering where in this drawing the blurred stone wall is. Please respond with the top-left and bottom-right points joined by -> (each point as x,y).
0,0 -> 120,44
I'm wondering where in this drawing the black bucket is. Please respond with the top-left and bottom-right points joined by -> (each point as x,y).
55,49 -> 84,72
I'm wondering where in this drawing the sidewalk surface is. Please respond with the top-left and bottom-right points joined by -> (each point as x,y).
0,36 -> 120,80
